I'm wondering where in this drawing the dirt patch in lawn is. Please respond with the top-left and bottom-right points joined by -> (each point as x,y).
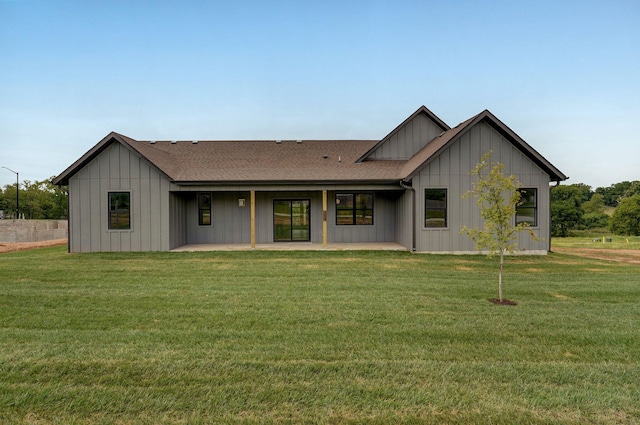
553,247 -> 640,265
0,239 -> 67,253
489,298 -> 517,306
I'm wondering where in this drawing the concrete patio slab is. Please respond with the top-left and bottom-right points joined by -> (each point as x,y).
170,242 -> 407,252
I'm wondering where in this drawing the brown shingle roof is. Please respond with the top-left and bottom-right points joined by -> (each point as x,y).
53,108 -> 566,186
133,139 -> 406,183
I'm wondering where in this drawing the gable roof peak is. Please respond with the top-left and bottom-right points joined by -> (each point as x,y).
394,105 -> 451,135
401,109 -> 567,182
357,105 -> 451,162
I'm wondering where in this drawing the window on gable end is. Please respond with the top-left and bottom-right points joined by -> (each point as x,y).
516,188 -> 537,227
108,191 -> 131,230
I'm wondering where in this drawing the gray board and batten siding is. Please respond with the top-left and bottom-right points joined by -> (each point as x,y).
174,191 -> 252,245
361,107 -> 449,161
327,190 -> 400,244
412,121 -> 551,254
68,142 -> 171,252
395,188 -> 415,251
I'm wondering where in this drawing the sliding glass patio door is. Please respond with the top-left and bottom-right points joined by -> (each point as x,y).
274,200 -> 310,242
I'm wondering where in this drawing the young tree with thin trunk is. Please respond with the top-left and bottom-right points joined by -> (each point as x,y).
461,151 -> 537,303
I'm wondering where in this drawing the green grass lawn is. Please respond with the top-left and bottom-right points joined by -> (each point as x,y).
1,247 -> 639,424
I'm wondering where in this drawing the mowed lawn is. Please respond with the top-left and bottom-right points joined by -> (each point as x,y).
552,234 -> 640,250
1,247 -> 639,424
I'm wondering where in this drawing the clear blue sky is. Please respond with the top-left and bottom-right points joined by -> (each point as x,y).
1,0 -> 638,189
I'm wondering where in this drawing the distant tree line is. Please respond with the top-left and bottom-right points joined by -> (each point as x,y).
0,177 -> 67,220
551,181 -> 640,236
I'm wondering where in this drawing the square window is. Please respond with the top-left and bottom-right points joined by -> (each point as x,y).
336,193 -> 373,225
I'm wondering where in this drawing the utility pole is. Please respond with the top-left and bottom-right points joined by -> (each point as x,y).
2,166 -> 19,219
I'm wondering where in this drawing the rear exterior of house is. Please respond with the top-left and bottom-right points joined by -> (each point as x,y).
54,106 -> 566,253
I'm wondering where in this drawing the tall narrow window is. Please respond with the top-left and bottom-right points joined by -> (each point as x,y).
516,188 -> 537,226
198,193 -> 212,226
108,192 -> 131,230
336,193 -> 373,225
425,189 -> 447,228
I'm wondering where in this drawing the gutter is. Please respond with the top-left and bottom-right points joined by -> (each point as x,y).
172,179 -> 403,186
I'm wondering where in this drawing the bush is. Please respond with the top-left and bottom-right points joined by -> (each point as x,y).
582,212 -> 610,229
551,199 -> 583,237
609,195 -> 640,236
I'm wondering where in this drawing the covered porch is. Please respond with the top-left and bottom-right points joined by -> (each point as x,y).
169,186 -> 408,250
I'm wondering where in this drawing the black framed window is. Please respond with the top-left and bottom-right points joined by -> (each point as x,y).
516,188 -> 537,226
198,193 -> 212,226
425,189 -> 447,228
336,193 -> 373,225
108,192 -> 131,230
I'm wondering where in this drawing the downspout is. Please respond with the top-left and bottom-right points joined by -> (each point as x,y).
67,189 -> 70,253
250,190 -> 256,249
549,180 -> 561,253
400,179 -> 416,252
61,185 -> 70,253
322,189 -> 327,248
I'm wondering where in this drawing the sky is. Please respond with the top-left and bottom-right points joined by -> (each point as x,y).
1,0 -> 639,190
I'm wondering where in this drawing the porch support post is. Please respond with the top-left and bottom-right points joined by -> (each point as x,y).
250,190 -> 256,249
322,189 -> 327,247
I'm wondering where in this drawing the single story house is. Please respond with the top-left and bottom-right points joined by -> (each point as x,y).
53,106 -> 567,253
